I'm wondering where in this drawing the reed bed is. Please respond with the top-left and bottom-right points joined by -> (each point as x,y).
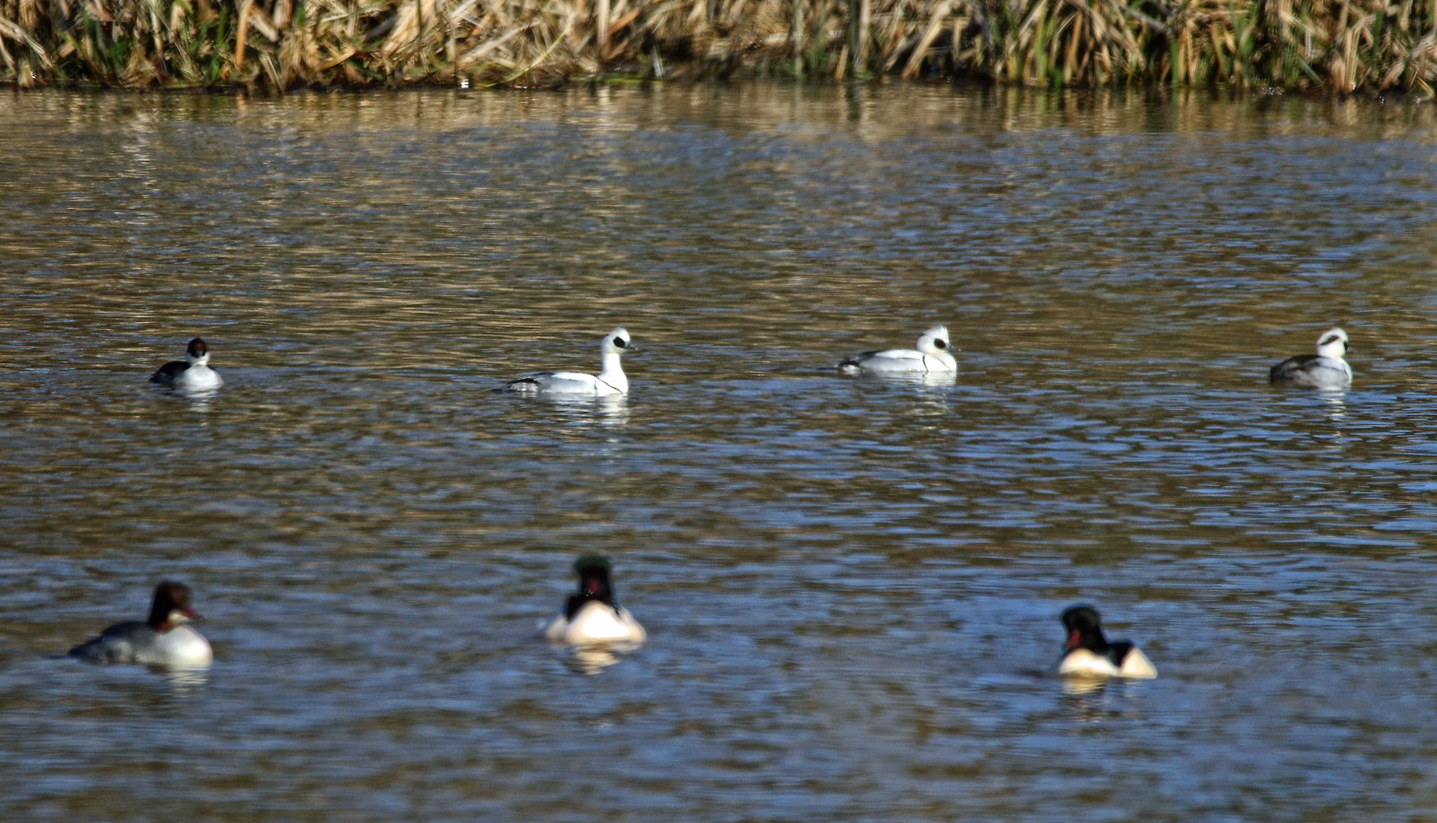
2,0 -> 1434,94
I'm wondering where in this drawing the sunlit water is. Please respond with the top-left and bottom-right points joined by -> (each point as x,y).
2,84 -> 1437,822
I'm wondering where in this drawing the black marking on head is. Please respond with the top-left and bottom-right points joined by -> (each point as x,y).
1318,332 -> 1346,353
187,338 -> 208,358
613,336 -> 628,349
933,338 -> 948,350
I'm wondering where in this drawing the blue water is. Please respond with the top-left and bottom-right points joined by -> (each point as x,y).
1,85 -> 1436,822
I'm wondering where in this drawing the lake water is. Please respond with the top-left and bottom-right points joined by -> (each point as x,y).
2,83 -> 1437,822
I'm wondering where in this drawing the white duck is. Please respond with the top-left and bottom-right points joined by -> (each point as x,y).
1269,327 -> 1352,389
505,328 -> 631,396
838,325 -> 957,375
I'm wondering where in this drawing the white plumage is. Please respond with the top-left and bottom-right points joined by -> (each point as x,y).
838,325 -> 958,375
505,327 -> 632,396
1269,327 -> 1352,389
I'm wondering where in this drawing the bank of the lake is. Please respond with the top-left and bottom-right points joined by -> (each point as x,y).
2,0 -> 1436,94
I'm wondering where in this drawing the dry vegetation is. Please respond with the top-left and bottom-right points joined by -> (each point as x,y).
1,0 -> 1435,93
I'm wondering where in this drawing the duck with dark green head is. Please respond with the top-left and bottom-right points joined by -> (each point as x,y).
544,555 -> 646,646
1058,605 -> 1156,679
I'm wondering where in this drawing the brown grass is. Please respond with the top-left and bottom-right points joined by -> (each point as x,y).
1,0 -> 1434,94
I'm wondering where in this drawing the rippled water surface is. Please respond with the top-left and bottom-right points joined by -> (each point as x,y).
3,84 -> 1437,822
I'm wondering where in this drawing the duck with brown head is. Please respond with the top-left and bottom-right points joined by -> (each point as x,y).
69,580 -> 213,669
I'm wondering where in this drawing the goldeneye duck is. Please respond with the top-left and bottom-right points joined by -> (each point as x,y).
1269,327 -> 1352,389
544,555 -> 646,646
505,327 -> 631,396
1057,605 -> 1156,679
69,580 -> 213,669
150,337 -> 224,391
837,325 -> 958,375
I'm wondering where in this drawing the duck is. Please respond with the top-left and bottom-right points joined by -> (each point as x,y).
150,337 -> 224,391
1057,605 -> 1156,679
505,328 -> 631,396
544,555 -> 646,646
1269,327 -> 1352,389
69,580 -> 213,669
837,325 -> 957,375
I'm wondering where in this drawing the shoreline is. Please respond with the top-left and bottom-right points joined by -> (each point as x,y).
3,0 -> 1435,96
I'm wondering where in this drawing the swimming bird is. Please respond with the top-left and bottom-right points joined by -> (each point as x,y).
505,328 -> 631,396
69,580 -> 213,669
1057,605 -> 1156,679
150,337 -> 224,391
837,325 -> 957,375
544,555 -> 646,646
1269,327 -> 1351,389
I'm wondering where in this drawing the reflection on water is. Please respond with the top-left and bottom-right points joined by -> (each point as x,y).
1,84 -> 1436,822
1316,387 -> 1349,423
1059,676 -> 1106,697
160,667 -> 211,693
505,392 -> 632,426
156,385 -> 223,413
839,369 -> 960,389
556,643 -> 642,676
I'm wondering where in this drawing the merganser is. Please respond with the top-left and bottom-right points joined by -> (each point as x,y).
544,555 -> 646,646
69,580 -> 213,669
1057,605 -> 1156,679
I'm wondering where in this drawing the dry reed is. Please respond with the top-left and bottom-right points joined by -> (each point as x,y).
1,0 -> 1434,94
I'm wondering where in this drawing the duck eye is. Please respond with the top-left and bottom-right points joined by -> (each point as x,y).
614,338 -> 627,348
933,339 -> 947,349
